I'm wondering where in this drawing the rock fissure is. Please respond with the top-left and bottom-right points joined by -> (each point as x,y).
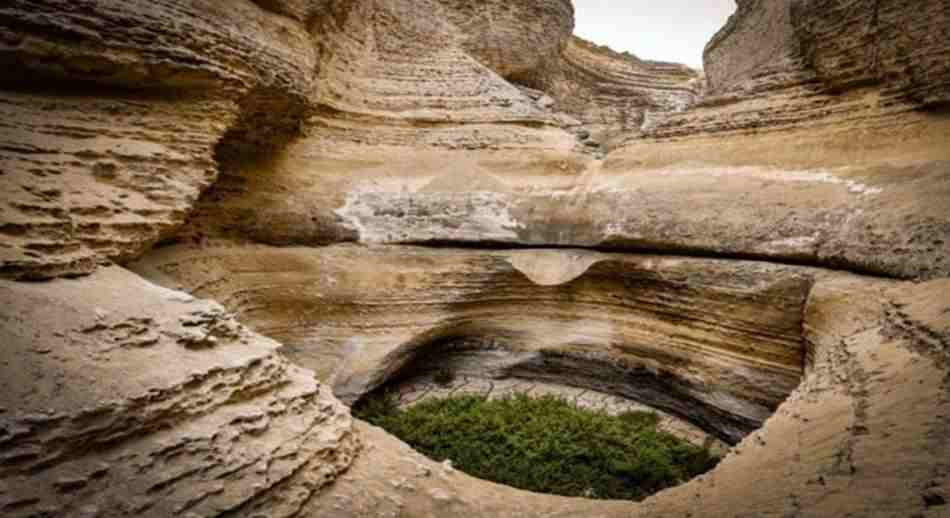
401,240 -> 905,280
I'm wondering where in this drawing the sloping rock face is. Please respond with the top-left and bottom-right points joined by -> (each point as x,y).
703,0 -> 803,95
0,0 -> 319,280
792,0 -> 950,105
170,0 -> 950,281
533,37 -> 701,144
3,1 -> 948,279
0,2 -> 361,517
614,0 -> 950,280
0,267 -> 357,517
437,0 -> 575,81
1,1 -> 950,517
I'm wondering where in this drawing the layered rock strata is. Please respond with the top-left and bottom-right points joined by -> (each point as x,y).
177,0 -> 950,282
791,0 -> 950,105
8,0 -> 946,283
436,0 -> 575,81
131,245 -> 950,516
133,244 -> 812,443
0,0 -> 320,280
299,276 -> 950,518
532,37 -> 701,144
0,266 -> 357,517
183,124 -> 950,280
612,0 -> 950,279
0,0 -> 949,517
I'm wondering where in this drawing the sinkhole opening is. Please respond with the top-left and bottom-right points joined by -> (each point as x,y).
346,332 -> 770,501
354,390 -> 721,501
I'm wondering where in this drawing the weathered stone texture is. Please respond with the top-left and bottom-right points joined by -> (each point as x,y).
280,276 -> 950,518
437,0 -> 575,80
792,0 -> 950,105
535,37 -> 701,143
133,245 -> 813,443
1,0 -> 949,517
0,0 -> 320,279
0,267 -> 357,518
703,0 -> 805,95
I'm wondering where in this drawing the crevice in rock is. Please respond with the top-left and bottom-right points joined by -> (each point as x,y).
399,240 -> 902,280
212,87 -> 311,171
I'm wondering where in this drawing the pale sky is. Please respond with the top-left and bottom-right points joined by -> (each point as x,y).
572,1 -> 737,68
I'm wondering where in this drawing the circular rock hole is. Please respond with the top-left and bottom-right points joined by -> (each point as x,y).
354,389 -> 721,501
352,336 -> 747,501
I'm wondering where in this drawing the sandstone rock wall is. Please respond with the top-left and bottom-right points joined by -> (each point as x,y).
792,0 -> 950,105
1,1 -> 950,517
0,0 -> 320,279
0,267 -> 358,517
4,0 -> 949,282
535,37 -> 701,143
249,0 -> 331,22
309,0 -> 551,122
701,0 -> 950,105
703,0 -> 805,95
179,0 -> 950,282
0,90 -> 231,279
437,0 -> 575,80
299,277 -> 950,518
132,245 -> 814,443
612,0 -> 950,279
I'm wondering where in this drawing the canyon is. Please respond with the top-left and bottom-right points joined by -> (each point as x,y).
1,0 -> 949,517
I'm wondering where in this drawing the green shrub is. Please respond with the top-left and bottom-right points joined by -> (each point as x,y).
354,392 -> 720,501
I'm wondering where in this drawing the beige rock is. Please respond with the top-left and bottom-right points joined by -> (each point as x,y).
0,0 -> 320,280
133,244 -> 814,443
535,37 -> 701,144
436,0 -> 574,81
0,267 -> 358,517
1,0 -> 949,517
293,276 -> 950,517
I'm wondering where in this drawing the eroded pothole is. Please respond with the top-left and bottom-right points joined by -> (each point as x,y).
381,370 -> 730,456
349,337 -> 774,501
132,244 -> 812,501
354,388 -> 722,501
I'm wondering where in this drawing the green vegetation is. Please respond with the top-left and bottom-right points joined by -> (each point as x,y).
354,392 -> 720,501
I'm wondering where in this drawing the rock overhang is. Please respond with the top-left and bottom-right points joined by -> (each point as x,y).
1,0 -> 949,516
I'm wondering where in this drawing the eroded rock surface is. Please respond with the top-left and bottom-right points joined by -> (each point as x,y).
1,0 -> 949,517
533,36 -> 701,144
0,267 -> 357,517
278,277 -> 950,518
0,0 -> 319,280
133,244 -> 813,443
178,0 -> 950,281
